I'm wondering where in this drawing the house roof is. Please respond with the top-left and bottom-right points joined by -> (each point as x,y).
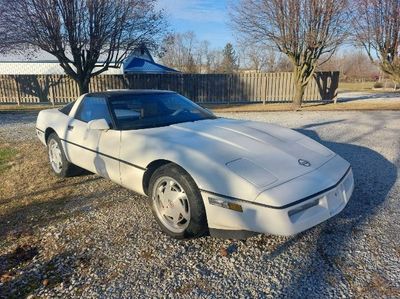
128,44 -> 155,63
0,51 -> 56,62
122,44 -> 179,74
123,57 -> 179,74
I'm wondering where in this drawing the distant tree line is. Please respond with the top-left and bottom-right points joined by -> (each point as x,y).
158,31 -> 379,83
157,32 -> 294,74
229,0 -> 400,107
158,32 -> 240,74
0,0 -> 399,107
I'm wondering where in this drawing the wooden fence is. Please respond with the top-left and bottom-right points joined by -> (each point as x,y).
0,72 -> 338,104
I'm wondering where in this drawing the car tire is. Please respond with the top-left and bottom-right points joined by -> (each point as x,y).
47,132 -> 82,177
149,163 -> 208,239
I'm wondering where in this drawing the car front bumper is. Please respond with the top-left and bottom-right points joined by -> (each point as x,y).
202,162 -> 354,238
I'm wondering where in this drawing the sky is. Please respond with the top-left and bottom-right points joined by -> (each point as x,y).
1,0 -> 234,61
156,0 -> 234,49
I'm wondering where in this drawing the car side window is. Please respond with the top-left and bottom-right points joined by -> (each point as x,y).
109,97 -> 144,129
75,96 -> 112,125
59,101 -> 75,115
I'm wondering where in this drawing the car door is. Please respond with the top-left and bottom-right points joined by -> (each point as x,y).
64,95 -> 121,183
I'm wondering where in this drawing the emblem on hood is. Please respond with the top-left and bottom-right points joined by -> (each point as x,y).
298,159 -> 311,167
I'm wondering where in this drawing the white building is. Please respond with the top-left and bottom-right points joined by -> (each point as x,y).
0,61 -> 123,75
0,51 -> 123,75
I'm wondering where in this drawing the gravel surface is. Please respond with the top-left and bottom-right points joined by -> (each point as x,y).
0,110 -> 399,298
0,111 -> 38,142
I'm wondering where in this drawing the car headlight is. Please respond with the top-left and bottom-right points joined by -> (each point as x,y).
226,158 -> 278,188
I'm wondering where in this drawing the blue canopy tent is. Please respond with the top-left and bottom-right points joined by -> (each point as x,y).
123,45 -> 179,74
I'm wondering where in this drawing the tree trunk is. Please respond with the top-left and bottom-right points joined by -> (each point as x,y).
77,78 -> 90,95
292,66 -> 305,109
293,80 -> 305,109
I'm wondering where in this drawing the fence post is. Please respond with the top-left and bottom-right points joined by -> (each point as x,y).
49,75 -> 55,106
262,74 -> 266,105
13,76 -> 21,106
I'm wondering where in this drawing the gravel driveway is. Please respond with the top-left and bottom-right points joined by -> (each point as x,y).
0,110 -> 399,298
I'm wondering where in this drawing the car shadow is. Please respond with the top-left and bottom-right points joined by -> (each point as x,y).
264,128 -> 398,295
0,185 -> 121,240
300,119 -> 345,129
0,175 -> 100,205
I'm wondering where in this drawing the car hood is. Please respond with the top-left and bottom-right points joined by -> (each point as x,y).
122,117 -> 336,199
169,117 -> 335,189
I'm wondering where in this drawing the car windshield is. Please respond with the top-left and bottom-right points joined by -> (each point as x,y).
108,92 -> 217,130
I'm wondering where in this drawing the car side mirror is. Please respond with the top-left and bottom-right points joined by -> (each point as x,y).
87,119 -> 110,131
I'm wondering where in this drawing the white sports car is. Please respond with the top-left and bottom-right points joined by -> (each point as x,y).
36,90 -> 354,239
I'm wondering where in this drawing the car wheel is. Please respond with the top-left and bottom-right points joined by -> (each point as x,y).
47,133 -> 82,177
149,163 -> 208,239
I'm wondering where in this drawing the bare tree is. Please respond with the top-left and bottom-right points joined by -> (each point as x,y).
195,40 -> 210,71
230,0 -> 349,107
195,40 -> 221,73
352,0 -> 400,83
205,49 -> 223,73
159,31 -> 226,74
275,55 -> 293,72
237,43 -> 287,72
186,54 -> 198,73
160,31 -> 198,73
246,46 -> 271,71
318,50 -> 378,82
0,0 -> 166,94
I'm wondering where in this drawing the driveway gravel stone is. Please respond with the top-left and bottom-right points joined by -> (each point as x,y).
0,110 -> 399,298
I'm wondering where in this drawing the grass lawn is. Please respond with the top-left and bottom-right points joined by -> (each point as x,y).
0,104 -> 63,112
338,81 -> 375,92
0,147 -> 17,173
338,81 -> 400,93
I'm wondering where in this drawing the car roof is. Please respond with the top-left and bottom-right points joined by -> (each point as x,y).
86,89 -> 176,98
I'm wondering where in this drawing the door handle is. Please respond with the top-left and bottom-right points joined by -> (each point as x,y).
67,125 -> 74,131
